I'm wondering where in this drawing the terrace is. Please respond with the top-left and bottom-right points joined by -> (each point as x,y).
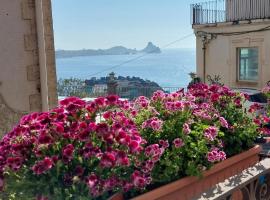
191,0 -> 270,25
2,1 -> 270,199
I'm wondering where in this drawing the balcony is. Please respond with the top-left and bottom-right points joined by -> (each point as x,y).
191,0 -> 270,25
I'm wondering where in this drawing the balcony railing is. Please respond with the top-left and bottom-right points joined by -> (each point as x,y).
191,0 -> 270,25
58,85 -> 183,100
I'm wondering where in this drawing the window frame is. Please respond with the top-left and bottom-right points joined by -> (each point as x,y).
237,47 -> 259,83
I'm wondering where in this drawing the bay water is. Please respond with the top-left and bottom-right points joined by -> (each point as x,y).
56,49 -> 196,88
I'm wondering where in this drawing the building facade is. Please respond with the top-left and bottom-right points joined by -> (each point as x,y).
192,0 -> 270,89
0,0 -> 57,135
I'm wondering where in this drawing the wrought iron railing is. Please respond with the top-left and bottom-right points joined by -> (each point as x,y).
116,87 -> 182,99
191,0 -> 226,25
58,85 -> 183,100
197,158 -> 270,200
191,0 -> 270,25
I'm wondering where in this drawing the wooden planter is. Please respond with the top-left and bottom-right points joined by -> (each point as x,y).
111,145 -> 262,200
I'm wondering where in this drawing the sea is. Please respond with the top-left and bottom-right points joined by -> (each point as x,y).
56,49 -> 196,88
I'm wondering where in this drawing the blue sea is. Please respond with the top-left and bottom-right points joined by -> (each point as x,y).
56,49 -> 196,88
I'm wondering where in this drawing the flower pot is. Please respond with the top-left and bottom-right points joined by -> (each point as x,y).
113,145 -> 262,200
109,193 -> 124,200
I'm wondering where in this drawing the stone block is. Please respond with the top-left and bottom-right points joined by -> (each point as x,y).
27,65 -> 40,81
29,94 -> 42,111
24,34 -> 38,51
21,0 -> 35,20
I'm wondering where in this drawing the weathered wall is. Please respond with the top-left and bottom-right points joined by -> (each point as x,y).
0,0 -> 57,135
193,20 -> 270,89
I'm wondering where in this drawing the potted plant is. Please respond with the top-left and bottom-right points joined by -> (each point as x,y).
0,84 -> 262,200
0,96 -> 158,199
117,84 -> 261,199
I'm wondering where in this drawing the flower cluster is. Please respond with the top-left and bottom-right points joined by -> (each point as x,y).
248,85 -> 270,136
207,148 -> 226,163
262,85 -> 270,99
0,96 -> 155,199
263,85 -> 270,117
0,83 -> 260,199
204,126 -> 218,141
142,117 -> 163,131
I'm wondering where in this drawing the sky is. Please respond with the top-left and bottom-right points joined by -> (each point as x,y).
52,0 -> 197,50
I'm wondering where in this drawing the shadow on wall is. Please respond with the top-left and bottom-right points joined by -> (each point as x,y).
0,94 -> 26,136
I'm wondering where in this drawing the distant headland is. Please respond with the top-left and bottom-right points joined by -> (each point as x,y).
56,42 -> 161,58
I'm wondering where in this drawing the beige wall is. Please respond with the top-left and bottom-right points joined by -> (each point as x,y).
0,0 -> 57,135
193,20 -> 270,89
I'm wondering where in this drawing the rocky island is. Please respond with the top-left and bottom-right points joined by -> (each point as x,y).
56,42 -> 161,58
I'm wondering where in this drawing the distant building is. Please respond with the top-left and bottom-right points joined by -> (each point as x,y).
191,0 -> 270,89
92,84 -> 107,95
85,74 -> 162,99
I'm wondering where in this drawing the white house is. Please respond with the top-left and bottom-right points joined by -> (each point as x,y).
192,0 -> 270,89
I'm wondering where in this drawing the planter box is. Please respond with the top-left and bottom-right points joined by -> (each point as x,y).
112,145 -> 262,200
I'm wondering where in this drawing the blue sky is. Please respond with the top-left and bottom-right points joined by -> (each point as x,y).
52,0 -> 197,50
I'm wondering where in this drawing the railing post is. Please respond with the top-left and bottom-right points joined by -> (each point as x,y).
215,0 -> 218,23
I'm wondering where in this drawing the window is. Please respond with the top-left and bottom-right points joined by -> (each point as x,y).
238,47 -> 259,81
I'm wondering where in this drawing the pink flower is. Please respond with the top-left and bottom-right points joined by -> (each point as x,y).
103,111 -> 111,120
219,117 -> 228,128
62,144 -> 74,163
100,152 -> 116,168
144,160 -> 155,171
87,174 -> 98,188
32,157 -> 53,175
234,98 -> 242,107
60,97 -> 86,112
183,123 -> 191,134
54,122 -> 64,133
7,157 -> 23,171
129,140 -> 141,153
159,140 -> 169,148
106,95 -> 119,105
204,126 -> 218,141
210,93 -> 220,102
131,171 -> 147,188
94,97 -> 106,107
151,90 -> 165,101
262,86 -> 270,94
116,151 -> 130,166
173,138 -> 184,148
38,132 -> 53,144
207,149 -> 226,163
135,96 -> 150,108
144,144 -> 165,162
142,117 -> 163,131
165,101 -> 185,112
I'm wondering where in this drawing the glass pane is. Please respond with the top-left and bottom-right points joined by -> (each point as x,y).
238,48 -> 258,81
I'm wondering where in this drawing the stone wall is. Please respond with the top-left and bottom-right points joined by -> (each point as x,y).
0,0 -> 57,135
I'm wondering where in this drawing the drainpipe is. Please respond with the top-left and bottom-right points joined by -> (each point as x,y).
202,44 -> 206,83
202,36 -> 207,83
35,0 -> 49,111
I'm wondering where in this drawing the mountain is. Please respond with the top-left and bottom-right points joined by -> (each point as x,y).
56,42 -> 161,58
141,42 -> 161,53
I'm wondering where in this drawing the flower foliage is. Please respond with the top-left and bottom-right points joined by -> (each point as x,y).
250,85 -> 270,136
262,85 -> 270,99
0,96 -> 154,199
263,85 -> 270,115
0,84 -> 259,199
